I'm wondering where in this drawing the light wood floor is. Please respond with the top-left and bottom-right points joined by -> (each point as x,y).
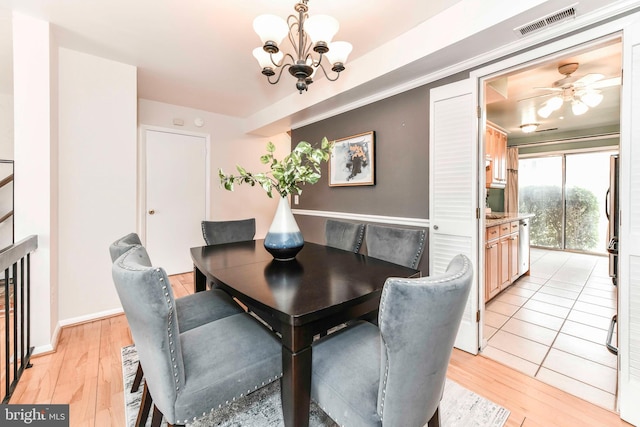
9,272 -> 632,427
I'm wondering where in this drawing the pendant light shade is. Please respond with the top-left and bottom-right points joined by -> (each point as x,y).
304,15 -> 339,45
253,48 -> 283,69
253,15 -> 289,49
325,41 -> 353,70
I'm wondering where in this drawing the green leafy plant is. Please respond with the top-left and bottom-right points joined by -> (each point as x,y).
219,137 -> 332,198
519,185 -> 600,250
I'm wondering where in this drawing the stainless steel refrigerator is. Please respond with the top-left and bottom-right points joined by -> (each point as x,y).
606,154 -> 619,355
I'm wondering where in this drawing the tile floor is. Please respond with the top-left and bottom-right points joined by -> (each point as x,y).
482,248 -> 618,410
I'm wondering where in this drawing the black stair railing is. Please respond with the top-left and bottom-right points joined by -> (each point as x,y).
0,235 -> 37,403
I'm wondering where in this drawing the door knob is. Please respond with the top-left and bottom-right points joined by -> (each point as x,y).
148,209 -> 155,215
433,225 -> 439,230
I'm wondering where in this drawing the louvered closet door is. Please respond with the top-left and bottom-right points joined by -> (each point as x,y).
429,79 -> 479,355
618,14 -> 640,425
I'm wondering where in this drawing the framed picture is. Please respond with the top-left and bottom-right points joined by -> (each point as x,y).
329,131 -> 375,187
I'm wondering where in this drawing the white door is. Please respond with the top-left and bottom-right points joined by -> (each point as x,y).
429,79 -> 479,355
145,129 -> 207,275
618,15 -> 640,425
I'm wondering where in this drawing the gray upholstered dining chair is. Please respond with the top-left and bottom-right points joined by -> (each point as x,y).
109,233 -> 244,426
364,224 -> 426,269
112,244 -> 282,427
201,218 -> 256,245
325,219 -> 366,253
310,254 -> 472,427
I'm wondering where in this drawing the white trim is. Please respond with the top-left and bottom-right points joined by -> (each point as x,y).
291,1 -> 640,132
32,344 -> 55,356
58,307 -> 124,328
292,209 -> 429,228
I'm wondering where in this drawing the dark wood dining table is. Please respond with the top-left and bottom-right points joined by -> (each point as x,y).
190,239 -> 420,427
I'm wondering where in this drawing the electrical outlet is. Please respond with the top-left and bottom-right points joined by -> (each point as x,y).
294,195 -> 299,205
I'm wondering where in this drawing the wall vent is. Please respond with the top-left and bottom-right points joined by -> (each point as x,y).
514,4 -> 578,37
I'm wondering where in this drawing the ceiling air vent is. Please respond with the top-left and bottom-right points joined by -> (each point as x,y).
514,4 -> 577,37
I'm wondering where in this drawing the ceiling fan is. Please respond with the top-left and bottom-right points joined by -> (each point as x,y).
533,62 -> 621,119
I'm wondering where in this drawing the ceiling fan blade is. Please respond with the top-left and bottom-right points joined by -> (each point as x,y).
573,73 -> 604,86
533,86 -> 562,91
589,76 -> 621,89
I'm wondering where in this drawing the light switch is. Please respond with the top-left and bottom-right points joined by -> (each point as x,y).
294,195 -> 299,205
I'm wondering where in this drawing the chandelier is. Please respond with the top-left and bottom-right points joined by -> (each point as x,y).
252,0 -> 353,93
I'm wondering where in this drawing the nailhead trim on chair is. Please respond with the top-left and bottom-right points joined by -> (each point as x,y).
410,229 -> 426,269
136,257 -> 287,425
174,374 -> 283,424
155,267 -> 182,394
354,224 -> 365,253
376,255 -> 470,419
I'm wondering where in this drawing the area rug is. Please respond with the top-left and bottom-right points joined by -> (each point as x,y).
122,345 -> 510,427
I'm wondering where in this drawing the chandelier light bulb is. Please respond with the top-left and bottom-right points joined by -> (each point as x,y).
572,99 -> 589,115
304,15 -> 339,45
253,15 -> 289,49
253,48 -> 283,69
325,41 -> 353,70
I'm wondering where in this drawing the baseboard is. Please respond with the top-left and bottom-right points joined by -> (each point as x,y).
31,308 -> 125,356
32,343 -> 55,357
58,307 -> 124,328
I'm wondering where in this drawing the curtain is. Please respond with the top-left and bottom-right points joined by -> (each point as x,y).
504,146 -> 519,213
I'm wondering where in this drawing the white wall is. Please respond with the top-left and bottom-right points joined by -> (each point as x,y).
138,99 -> 290,239
12,12 -> 56,350
0,93 -> 13,159
57,48 -> 137,323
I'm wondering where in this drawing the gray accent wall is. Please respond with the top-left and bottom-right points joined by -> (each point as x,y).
290,76 -> 464,275
291,85 -> 430,218
290,72 -> 466,220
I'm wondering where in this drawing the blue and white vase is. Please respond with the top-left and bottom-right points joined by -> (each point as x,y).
264,196 -> 304,261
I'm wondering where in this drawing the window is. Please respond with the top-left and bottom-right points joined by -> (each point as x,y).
519,150 -> 617,254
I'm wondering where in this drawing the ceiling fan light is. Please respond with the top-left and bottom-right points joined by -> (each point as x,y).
572,99 -> 589,115
304,15 -> 339,45
538,105 -> 553,118
253,15 -> 289,47
547,96 -> 564,111
520,123 -> 539,133
581,91 -> 603,108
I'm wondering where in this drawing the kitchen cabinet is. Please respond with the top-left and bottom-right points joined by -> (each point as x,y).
509,222 -> 520,283
485,220 -> 520,303
486,122 -> 507,189
485,226 -> 500,301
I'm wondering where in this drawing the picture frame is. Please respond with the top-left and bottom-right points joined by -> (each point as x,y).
328,131 -> 375,187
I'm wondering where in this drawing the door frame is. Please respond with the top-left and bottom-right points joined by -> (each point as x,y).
470,25 -> 626,351
138,125 -> 211,244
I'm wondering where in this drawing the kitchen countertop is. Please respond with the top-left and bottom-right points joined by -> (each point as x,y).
485,212 -> 535,227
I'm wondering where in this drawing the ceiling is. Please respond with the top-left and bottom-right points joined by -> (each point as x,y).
0,0 -> 462,117
0,0 -> 631,136
486,39 -> 622,141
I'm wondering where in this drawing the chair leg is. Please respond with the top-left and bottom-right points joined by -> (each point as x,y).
427,406 -> 440,427
135,382 -> 153,427
131,362 -> 144,393
151,405 -> 163,427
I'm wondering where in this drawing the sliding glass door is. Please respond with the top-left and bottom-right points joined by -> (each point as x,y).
519,149 -> 617,254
